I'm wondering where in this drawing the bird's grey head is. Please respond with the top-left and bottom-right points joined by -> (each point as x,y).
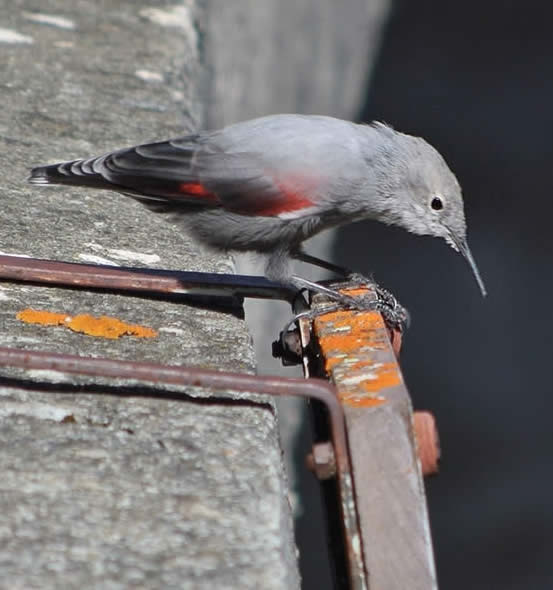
371,123 -> 486,296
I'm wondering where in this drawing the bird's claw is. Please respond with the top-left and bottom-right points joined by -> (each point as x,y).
370,285 -> 410,331
324,274 -> 410,331
281,277 -> 409,353
332,288 -> 410,331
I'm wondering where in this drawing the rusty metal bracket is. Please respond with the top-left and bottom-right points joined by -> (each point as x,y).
298,284 -> 439,590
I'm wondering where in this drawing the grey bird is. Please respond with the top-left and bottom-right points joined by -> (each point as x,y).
28,114 -> 487,298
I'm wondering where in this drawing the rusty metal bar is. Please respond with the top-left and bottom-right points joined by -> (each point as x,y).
0,255 -> 295,302
0,345 -> 368,590
304,284 -> 438,590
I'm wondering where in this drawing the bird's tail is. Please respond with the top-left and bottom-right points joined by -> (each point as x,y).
28,139 -> 220,210
28,159 -> 114,191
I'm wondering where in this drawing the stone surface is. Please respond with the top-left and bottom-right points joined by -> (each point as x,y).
0,1 -> 298,588
0,398 -> 289,589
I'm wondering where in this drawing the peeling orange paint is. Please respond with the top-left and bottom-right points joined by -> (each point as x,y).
314,311 -> 389,374
338,393 -> 386,408
360,363 -> 401,392
317,309 -> 384,330
313,303 -> 403,402
318,333 -> 365,355
17,309 -> 157,339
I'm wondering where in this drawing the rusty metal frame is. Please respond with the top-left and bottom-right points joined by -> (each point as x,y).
304,288 -> 438,590
1,252 -> 443,589
0,254 -> 441,589
0,254 -> 296,302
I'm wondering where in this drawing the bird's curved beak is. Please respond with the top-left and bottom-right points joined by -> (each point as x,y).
447,231 -> 487,297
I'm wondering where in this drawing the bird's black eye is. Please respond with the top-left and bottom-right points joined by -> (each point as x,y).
431,196 -> 444,211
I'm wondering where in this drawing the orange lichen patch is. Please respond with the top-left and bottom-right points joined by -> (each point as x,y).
318,333 -> 365,355
16,309 -> 68,326
338,392 -> 386,408
314,311 -> 389,373
313,304 -> 403,402
67,315 -> 157,339
316,309 -> 379,329
321,303 -> 403,356
17,308 -> 157,339
334,312 -> 386,333
360,363 -> 401,393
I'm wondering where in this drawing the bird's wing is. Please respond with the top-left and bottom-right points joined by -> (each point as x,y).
115,137 -> 324,218
29,135 -> 324,219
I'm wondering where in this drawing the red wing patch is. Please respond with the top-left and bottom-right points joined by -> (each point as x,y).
221,174 -> 318,217
179,182 -> 219,203
250,188 -> 315,216
178,174 -> 319,216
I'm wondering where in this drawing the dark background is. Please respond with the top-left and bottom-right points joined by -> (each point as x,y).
333,0 -> 553,588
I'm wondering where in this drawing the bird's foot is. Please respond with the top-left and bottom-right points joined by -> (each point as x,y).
288,274 -> 410,332
327,274 -> 410,331
275,279 -> 409,364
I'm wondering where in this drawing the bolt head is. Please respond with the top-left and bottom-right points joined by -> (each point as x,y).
305,442 -> 336,480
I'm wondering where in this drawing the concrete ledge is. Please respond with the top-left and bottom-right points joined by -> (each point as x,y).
0,1 -> 298,587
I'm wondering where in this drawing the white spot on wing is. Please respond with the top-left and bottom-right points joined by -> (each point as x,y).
0,28 -> 33,43
22,12 -> 75,30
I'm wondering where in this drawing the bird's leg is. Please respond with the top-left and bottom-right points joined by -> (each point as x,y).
291,249 -> 391,313
291,249 -> 352,277
290,275 -> 359,306
279,276 -> 360,349
265,247 -> 358,305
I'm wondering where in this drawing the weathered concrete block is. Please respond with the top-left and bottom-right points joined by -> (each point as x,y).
0,1 -> 298,587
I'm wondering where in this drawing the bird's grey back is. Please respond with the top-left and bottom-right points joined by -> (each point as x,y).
201,115 -> 386,210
